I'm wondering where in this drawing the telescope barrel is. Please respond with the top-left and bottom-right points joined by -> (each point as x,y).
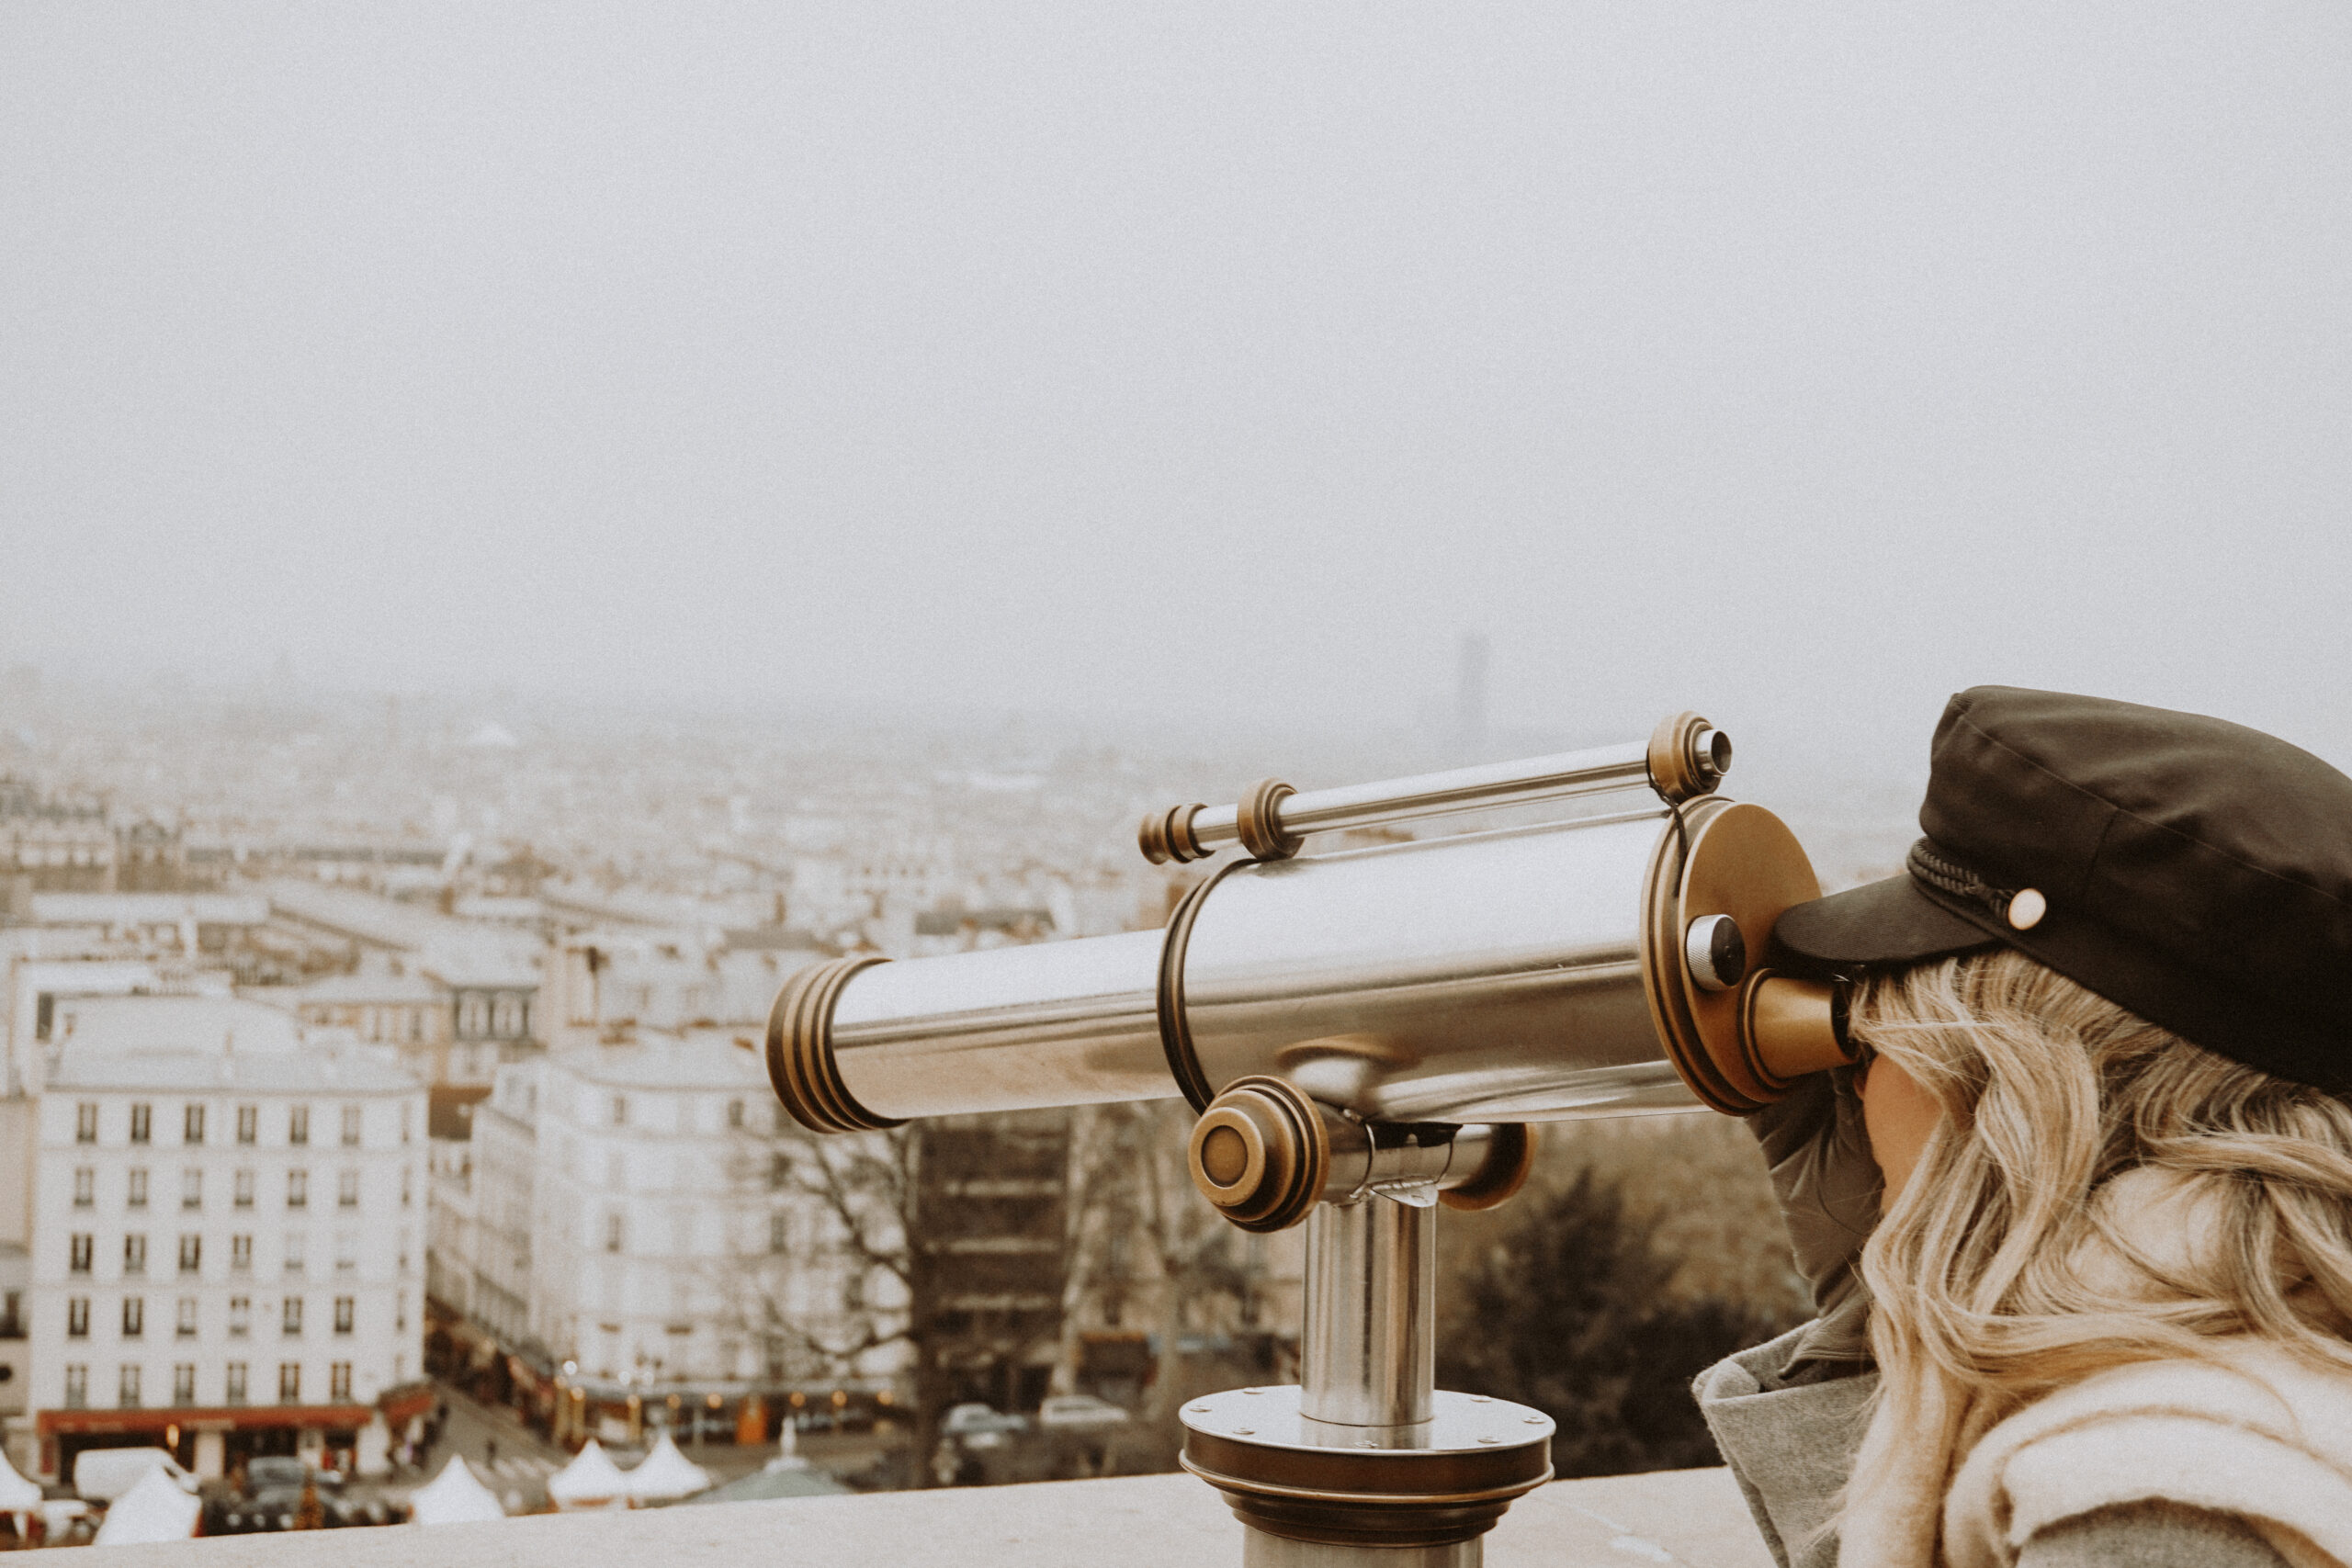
824,930 -> 1170,1123
766,717 -> 1852,1139
1139,713 -> 1730,865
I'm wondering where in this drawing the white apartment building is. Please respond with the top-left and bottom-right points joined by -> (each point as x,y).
430,1032 -> 904,1441
26,997 -> 427,1483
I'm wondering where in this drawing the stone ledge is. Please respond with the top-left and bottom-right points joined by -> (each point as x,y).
88,1469 -> 1772,1566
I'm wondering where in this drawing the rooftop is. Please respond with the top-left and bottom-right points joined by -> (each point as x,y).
548,1032 -> 765,1094
82,1468 -> 1770,1566
298,972 -> 449,1005
26,892 -> 271,927
49,995 -> 303,1055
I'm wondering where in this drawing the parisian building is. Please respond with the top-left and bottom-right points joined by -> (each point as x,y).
23,996 -> 428,1483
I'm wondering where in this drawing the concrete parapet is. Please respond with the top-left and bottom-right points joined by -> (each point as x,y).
81,1468 -> 1772,1566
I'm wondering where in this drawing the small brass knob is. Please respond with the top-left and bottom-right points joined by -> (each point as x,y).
1186,1076 -> 1329,1233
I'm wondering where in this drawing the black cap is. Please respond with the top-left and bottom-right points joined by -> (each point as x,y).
1772,686 -> 2352,1093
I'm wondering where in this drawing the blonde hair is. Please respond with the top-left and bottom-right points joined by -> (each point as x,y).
1843,948 -> 2352,1521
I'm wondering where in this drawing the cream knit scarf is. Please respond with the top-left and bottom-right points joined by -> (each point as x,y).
1836,1170 -> 2352,1568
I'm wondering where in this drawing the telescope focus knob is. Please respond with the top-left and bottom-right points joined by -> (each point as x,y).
1187,1076 -> 1332,1234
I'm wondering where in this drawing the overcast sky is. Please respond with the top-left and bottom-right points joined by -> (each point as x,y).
5,4 -> 2349,769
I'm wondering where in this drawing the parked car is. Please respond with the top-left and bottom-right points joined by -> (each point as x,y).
942,1404 -> 1028,1448
1035,1395 -> 1131,1431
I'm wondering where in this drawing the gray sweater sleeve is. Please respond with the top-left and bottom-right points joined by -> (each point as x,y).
1691,1324 -> 1876,1568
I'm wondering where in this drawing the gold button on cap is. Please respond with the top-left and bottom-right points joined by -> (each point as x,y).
2008,888 -> 2047,931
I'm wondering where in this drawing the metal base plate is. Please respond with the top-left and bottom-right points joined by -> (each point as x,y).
1182,1387 -> 1554,1552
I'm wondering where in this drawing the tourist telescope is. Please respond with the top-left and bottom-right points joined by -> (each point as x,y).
764,713 -> 1851,1568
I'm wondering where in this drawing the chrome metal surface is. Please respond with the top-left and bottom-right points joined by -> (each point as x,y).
1182,1384 -> 1555,1455
1241,1529 -> 1479,1568
1182,740 -> 1659,857
1302,1196 -> 1435,1432
1694,727 -> 1731,780
830,930 -> 1174,1121
1181,809 -> 1699,1125
1683,913 -> 1747,993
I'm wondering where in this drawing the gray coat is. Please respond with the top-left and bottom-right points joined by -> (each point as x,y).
1691,1325 -> 2289,1568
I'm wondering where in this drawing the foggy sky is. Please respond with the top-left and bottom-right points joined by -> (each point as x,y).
5,4 -> 2350,767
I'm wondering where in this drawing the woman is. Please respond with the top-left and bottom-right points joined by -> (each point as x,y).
1697,687 -> 2352,1568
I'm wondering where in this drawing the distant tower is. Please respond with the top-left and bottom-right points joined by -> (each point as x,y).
1454,633 -> 1489,754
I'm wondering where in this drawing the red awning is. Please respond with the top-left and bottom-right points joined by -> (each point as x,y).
38,1404 -> 376,1437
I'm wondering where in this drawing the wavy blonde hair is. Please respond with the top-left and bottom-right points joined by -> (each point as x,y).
1842,947 -> 2352,1528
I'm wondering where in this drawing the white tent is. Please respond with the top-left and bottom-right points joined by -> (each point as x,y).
409,1457 -> 508,1526
624,1433 -> 713,1504
545,1440 -> 631,1512
0,1446 -> 39,1545
91,1466 -> 200,1546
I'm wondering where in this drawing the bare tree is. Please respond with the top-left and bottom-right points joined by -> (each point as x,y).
1062,1100 -> 1269,1444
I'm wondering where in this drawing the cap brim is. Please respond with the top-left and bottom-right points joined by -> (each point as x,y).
1770,873 -> 2002,976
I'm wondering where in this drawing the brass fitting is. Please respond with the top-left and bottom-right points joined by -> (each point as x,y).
1186,1075 -> 1332,1234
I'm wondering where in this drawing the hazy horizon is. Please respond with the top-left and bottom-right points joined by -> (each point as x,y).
7,5 -> 2349,765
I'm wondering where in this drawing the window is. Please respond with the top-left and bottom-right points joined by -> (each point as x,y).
69,1235 -> 92,1274
401,1103 -> 412,1145
287,1169 -> 308,1209
398,1229 -> 411,1273
231,1235 -> 252,1272
337,1170 -> 359,1208
130,1103 -> 152,1145
72,1168 -> 94,1207
728,1098 -> 745,1129
329,1362 -> 352,1401
288,1106 -> 309,1146
278,1362 -> 300,1403
173,1364 -> 196,1405
282,1297 -> 302,1337
121,1297 -> 143,1338
394,1293 -> 407,1333
333,1296 -> 354,1335
183,1104 -> 205,1145
283,1233 -> 305,1274
180,1169 -> 201,1210
769,1211 -> 789,1254
611,1095 -> 628,1128
605,1212 -> 624,1253
75,1103 -> 97,1144
127,1168 -> 148,1209
228,1297 -> 249,1337
224,1361 -> 247,1404
175,1298 -> 198,1338
63,1365 -> 87,1408
66,1297 -> 88,1338
334,1234 -> 356,1274
401,1166 -> 412,1207
123,1235 -> 146,1275
768,1152 -> 790,1191
236,1105 -> 256,1145
340,1106 -> 362,1147
234,1169 -> 254,1208
177,1235 -> 200,1274
119,1363 -> 141,1408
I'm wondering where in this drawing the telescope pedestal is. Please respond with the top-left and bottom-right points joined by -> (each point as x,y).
1180,1194 -> 1554,1565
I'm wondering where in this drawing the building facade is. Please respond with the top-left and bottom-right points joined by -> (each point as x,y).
25,998 -> 426,1483
427,1032 -> 906,1445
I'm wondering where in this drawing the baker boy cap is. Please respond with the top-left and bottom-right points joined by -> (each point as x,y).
1772,686 -> 2352,1094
